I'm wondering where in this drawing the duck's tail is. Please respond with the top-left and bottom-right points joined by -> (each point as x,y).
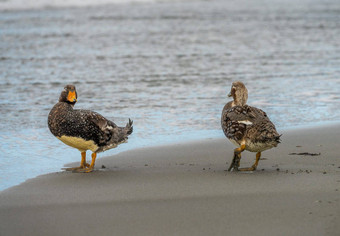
271,133 -> 282,147
98,119 -> 133,152
260,129 -> 281,147
276,134 -> 282,143
118,118 -> 133,141
125,118 -> 133,136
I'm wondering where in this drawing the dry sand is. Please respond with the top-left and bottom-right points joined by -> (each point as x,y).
1,123 -> 339,236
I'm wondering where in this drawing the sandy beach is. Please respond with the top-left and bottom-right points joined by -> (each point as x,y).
1,0 -> 340,235
0,123 -> 339,235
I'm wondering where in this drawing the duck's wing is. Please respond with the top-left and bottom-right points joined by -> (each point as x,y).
85,110 -> 117,131
222,104 -> 281,143
221,105 -> 256,142
75,109 -> 116,144
244,106 -> 281,144
77,109 -> 133,148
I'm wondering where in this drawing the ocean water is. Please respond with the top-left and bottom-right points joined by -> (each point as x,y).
1,0 -> 340,190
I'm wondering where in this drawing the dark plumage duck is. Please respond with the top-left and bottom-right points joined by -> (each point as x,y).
48,85 -> 133,172
221,81 -> 281,171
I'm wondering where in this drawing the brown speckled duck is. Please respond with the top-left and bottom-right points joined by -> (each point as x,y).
48,85 -> 133,173
221,81 -> 281,171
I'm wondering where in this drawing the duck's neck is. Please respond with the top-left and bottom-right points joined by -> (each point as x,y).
59,101 -> 75,109
232,100 -> 246,107
232,91 -> 248,107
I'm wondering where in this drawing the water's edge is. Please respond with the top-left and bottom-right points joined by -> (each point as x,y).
2,120 -> 340,192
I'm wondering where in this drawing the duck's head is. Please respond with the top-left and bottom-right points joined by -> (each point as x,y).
228,81 -> 248,106
59,85 -> 77,106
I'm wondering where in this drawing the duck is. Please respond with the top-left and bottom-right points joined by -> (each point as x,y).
48,85 -> 133,173
221,81 -> 281,171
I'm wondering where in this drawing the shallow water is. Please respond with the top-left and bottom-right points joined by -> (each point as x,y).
1,0 -> 340,190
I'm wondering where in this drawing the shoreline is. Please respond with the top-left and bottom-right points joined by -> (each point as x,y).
1,122 -> 339,235
1,120 -> 340,191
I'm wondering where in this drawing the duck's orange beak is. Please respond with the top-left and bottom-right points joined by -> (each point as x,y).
67,90 -> 77,103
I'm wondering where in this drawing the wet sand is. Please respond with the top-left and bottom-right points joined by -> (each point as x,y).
1,0 -> 340,190
0,123 -> 339,236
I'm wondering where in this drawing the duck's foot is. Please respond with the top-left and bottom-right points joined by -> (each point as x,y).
62,167 -> 94,173
238,152 -> 261,172
227,161 -> 235,171
74,153 -> 96,173
229,165 -> 239,172
228,160 -> 239,171
63,163 -> 90,172
228,153 -> 241,172
228,144 -> 245,172
63,152 -> 97,173
72,167 -> 94,173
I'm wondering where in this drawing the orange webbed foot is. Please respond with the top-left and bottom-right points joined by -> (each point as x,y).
63,164 -> 89,171
72,167 -> 94,173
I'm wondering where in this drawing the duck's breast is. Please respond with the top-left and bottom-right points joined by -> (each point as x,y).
57,135 -> 99,152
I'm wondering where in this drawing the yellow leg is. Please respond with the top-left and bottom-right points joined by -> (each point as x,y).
80,152 -> 90,168
239,152 -> 261,171
228,144 -> 245,171
64,152 -> 89,171
89,152 -> 97,171
77,152 -> 97,173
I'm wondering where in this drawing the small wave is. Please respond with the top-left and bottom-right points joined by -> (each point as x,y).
0,0 -> 157,11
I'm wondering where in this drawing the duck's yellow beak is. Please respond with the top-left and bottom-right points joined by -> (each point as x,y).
67,90 -> 77,103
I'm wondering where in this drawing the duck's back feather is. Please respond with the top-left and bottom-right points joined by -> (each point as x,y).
221,104 -> 280,147
48,102 -> 133,152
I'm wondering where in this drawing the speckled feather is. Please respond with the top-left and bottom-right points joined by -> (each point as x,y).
48,86 -> 133,153
221,101 -> 280,151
